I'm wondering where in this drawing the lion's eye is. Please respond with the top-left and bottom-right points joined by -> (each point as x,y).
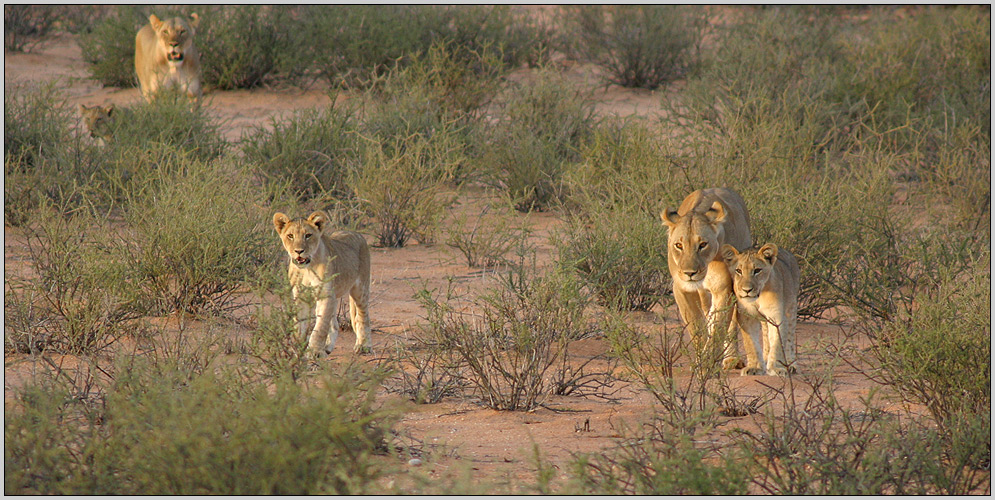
736,269 -> 742,275
305,233 -> 312,239
698,242 -> 708,250
287,234 -> 294,240
674,242 -> 683,251
753,268 -> 761,275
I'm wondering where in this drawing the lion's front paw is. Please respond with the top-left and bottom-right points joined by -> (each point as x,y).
353,344 -> 372,355
740,366 -> 764,376
722,357 -> 744,370
305,347 -> 325,360
767,364 -> 796,377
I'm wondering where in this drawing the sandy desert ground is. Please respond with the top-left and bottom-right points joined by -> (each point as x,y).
4,30 -> 926,488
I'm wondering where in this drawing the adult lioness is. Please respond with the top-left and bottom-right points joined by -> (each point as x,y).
273,211 -> 373,358
79,104 -> 115,144
135,13 -> 203,101
661,188 -> 752,369
720,243 -> 800,376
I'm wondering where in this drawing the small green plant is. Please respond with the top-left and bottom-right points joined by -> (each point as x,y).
120,155 -> 270,316
564,418 -> 749,495
193,6 -> 311,89
3,82 -> 92,225
482,69 -> 599,211
7,204 -> 143,355
378,334 -> 468,405
416,249 -> 594,411
868,251 -> 990,426
302,5 -> 448,88
4,5 -> 62,51
557,209 -> 669,311
737,376 -> 990,495
348,131 -> 463,247
445,202 -> 530,268
4,82 -> 74,172
303,5 -> 536,90
4,358 -> 397,494
242,103 -> 359,202
78,5 -> 146,87
102,93 -> 227,160
564,5 -> 706,89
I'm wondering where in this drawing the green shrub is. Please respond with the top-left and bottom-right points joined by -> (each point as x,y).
416,255 -> 594,411
301,5 -> 442,88
3,82 -> 88,225
871,251 -> 990,425
4,5 -> 63,51
834,6 -> 991,135
119,155 -> 270,315
4,82 -> 74,172
242,103 -> 359,202
356,42 -> 504,182
564,5 -> 706,89
193,6 -> 311,89
5,204 -> 143,355
348,130 -> 463,247
303,5 -> 537,89
101,92 -> 227,160
482,69 -> 599,211
738,378 -> 990,495
557,121 -> 682,311
78,5 -> 145,87
557,209 -> 669,311
4,360 -> 396,494
438,6 -> 554,70
565,419 -> 749,494
445,202 -> 531,268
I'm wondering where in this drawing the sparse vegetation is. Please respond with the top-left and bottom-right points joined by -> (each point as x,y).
4,5 -> 990,496
564,5 -> 706,89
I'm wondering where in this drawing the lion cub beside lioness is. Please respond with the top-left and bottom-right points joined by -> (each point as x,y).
273,211 -> 373,358
135,13 -> 203,101
720,243 -> 800,376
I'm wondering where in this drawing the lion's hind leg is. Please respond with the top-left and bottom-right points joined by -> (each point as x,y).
349,282 -> 372,354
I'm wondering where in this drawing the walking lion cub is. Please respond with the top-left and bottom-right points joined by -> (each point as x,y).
273,211 -> 373,358
720,243 -> 800,376
135,13 -> 203,101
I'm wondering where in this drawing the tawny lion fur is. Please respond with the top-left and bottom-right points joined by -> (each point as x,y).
661,188 -> 752,369
135,13 -> 203,101
721,243 -> 800,377
273,211 -> 372,357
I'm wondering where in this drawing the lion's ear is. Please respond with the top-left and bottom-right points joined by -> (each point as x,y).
307,211 -> 328,232
758,243 -> 778,265
273,212 -> 290,233
189,12 -> 200,29
149,14 -> 163,30
704,201 -> 726,225
660,208 -> 681,228
103,104 -> 115,116
720,244 -> 739,265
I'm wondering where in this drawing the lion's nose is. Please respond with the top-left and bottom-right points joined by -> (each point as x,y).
295,249 -> 304,255
742,286 -> 754,294
684,270 -> 696,279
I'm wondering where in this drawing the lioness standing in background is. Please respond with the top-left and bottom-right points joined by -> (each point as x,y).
661,188 -> 752,370
135,13 -> 203,101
